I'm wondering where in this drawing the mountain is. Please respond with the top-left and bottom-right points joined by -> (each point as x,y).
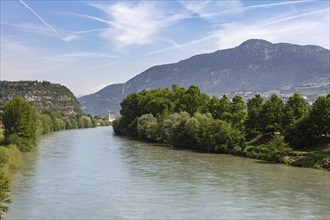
79,39 -> 330,116
0,81 -> 82,114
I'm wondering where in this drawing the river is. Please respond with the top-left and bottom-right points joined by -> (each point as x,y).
5,127 -> 330,219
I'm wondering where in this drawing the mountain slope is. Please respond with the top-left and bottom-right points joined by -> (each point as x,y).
0,81 -> 82,114
79,39 -> 330,116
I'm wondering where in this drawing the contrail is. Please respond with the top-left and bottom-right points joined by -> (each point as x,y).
19,0 -> 65,41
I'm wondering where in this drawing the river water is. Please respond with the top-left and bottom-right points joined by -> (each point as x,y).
5,127 -> 330,219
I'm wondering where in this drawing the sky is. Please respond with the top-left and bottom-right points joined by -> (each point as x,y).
1,0 -> 329,97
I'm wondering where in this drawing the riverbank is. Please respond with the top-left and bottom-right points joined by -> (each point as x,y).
112,86 -> 329,171
115,132 -> 330,171
242,134 -> 329,170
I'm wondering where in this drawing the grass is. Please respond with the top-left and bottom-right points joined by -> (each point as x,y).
0,130 -> 22,180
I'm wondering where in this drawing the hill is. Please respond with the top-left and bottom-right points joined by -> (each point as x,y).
79,39 -> 330,116
0,81 -> 82,114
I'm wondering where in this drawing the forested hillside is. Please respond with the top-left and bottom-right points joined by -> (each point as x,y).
0,81 -> 82,115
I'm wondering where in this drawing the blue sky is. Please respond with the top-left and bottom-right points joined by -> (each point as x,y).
1,0 -> 329,97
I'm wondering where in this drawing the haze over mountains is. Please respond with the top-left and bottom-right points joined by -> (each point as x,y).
78,39 -> 330,116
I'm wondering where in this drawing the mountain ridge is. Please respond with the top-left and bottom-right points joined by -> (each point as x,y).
79,39 -> 330,116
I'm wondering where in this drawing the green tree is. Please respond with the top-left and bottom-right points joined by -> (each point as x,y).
260,94 -> 285,134
40,114 -> 53,134
284,116 -> 316,149
171,84 -> 186,113
308,95 -> 330,136
179,85 -> 209,115
246,94 -> 264,132
285,94 -> 329,149
208,96 -> 221,119
283,93 -> 309,130
137,114 -> 160,141
231,95 -> 247,131
163,112 -> 192,147
218,95 -> 232,122
2,95 -> 38,151
186,113 -> 214,150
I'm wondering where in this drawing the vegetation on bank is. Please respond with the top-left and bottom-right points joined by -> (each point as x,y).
0,95 -> 110,217
113,85 -> 329,170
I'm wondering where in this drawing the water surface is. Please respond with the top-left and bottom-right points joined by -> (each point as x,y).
5,127 -> 330,219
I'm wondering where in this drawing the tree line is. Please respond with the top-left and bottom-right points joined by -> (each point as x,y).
113,85 -> 329,167
0,95 -> 110,217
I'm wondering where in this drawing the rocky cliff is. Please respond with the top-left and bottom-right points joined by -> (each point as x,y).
0,81 -> 82,114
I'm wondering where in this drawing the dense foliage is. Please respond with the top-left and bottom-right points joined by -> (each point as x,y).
0,148 -> 11,217
1,96 -> 110,152
113,85 -> 329,169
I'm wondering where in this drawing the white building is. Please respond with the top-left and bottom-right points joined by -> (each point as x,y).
108,111 -> 115,122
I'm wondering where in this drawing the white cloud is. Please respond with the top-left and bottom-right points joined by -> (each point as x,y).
145,6 -> 329,59
1,21 -> 54,37
61,52 -> 117,59
86,2 -> 187,46
179,0 -> 243,21
214,8 -> 330,49
62,34 -> 78,42
244,0 -> 313,11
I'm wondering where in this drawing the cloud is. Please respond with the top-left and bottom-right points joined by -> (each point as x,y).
244,0 -> 313,10
0,21 -> 54,37
263,8 -> 329,26
179,0 -> 313,22
214,8 -> 330,49
84,2 -> 187,46
179,0 -> 243,21
19,0 -> 81,42
61,52 -> 117,59
146,6 -> 329,57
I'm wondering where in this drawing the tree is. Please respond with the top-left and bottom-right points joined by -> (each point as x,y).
163,112 -> 192,147
208,96 -> 226,120
246,94 -> 264,132
308,95 -> 330,136
260,94 -> 285,134
40,114 -> 53,134
186,113 -> 214,150
284,116 -> 316,149
283,93 -> 309,130
217,95 -> 232,122
231,95 -> 247,131
2,95 -> 38,151
171,84 -> 186,113
179,85 -> 209,115
137,114 -> 160,141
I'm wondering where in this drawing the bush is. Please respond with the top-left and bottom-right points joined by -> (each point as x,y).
137,114 -> 160,141
2,96 -> 38,151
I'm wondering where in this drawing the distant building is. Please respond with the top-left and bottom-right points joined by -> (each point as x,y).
108,111 -> 115,122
